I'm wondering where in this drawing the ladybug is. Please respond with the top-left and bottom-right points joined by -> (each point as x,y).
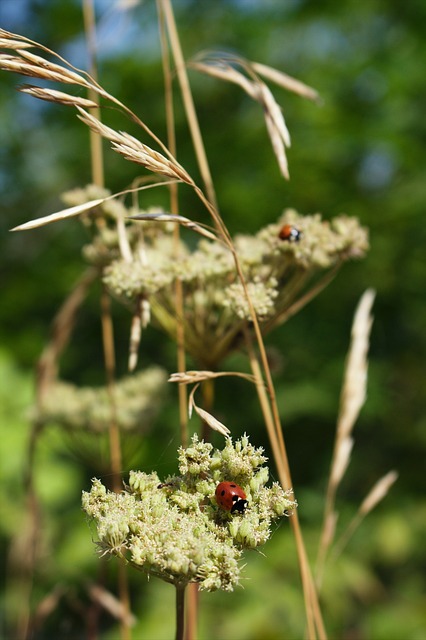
278,224 -> 302,243
215,482 -> 247,514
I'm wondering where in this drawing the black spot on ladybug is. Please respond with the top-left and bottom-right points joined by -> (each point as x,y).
215,481 -> 248,514
278,224 -> 302,243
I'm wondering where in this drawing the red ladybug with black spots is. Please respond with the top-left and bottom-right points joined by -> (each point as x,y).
278,224 -> 302,243
215,481 -> 247,514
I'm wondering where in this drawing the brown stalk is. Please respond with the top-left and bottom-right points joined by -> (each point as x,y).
14,268 -> 98,640
82,4 -> 129,638
160,0 -> 218,212
262,263 -> 341,333
157,4 -> 325,632
156,0 -> 188,448
157,5 -> 194,636
242,325 -> 319,640
82,0 -> 104,188
153,60 -> 326,637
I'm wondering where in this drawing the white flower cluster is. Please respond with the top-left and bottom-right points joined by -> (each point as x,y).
79,193 -> 368,367
36,367 -> 167,433
82,434 -> 296,591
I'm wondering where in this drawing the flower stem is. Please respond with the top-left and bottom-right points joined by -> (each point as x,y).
175,584 -> 186,640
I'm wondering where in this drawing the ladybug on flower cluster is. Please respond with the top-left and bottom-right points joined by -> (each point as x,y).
278,223 -> 302,243
215,481 -> 247,514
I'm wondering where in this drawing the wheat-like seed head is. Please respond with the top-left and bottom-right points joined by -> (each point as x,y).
189,52 -> 318,179
77,108 -> 193,183
19,85 -> 98,108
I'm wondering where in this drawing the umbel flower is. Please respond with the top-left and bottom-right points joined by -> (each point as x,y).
71,184 -> 368,368
34,367 -> 167,434
82,434 -> 296,591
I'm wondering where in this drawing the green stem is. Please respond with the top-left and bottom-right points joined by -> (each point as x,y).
175,584 -> 186,640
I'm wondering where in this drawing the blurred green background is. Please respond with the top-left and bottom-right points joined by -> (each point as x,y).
1,0 -> 425,638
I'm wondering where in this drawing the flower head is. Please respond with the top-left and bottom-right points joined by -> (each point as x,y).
82,434 -> 296,591
79,190 -> 368,367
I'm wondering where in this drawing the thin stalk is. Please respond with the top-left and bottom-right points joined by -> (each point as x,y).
100,289 -> 131,640
243,324 -> 283,471
185,584 -> 198,640
264,264 -> 341,333
16,422 -> 43,640
176,276 -> 189,448
201,378 -> 215,442
160,0 -> 218,211
99,290 -> 122,490
157,0 -> 188,448
83,5 -> 130,636
243,326 -> 317,640
82,0 -> 104,188
17,269 -> 98,640
189,164 -> 327,640
158,8 -> 193,636
175,584 -> 186,640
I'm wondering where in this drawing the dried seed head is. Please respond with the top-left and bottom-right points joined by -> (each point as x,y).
19,85 -> 98,108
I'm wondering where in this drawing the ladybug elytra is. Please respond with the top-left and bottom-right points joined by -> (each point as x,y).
278,224 -> 302,243
215,481 -> 247,514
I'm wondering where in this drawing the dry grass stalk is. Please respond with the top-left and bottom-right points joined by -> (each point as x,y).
189,52 -> 318,180
0,36 -> 33,50
82,0 -> 105,189
188,384 -> 230,437
116,214 -> 133,263
336,289 -> 375,443
241,325 -> 324,640
169,370 -> 258,384
128,300 -> 143,372
0,46 -> 91,87
331,471 -> 399,561
129,212 -> 219,242
19,85 -> 98,108
10,198 -> 106,232
359,470 -> 399,516
10,182 -> 179,232
260,82 -> 290,179
31,586 -> 67,631
190,56 -> 291,179
37,268 -> 99,400
77,108 -> 192,182
160,0 -> 219,211
251,61 -> 320,102
189,60 -> 255,94
329,436 -> 354,488
0,28 -> 179,164
127,295 -> 150,372
0,28 -> 95,85
316,289 -> 376,587
87,583 -> 136,626
0,53 -> 87,85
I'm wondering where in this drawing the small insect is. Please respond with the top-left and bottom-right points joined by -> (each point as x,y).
157,481 -> 176,489
278,224 -> 302,242
215,481 -> 247,514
